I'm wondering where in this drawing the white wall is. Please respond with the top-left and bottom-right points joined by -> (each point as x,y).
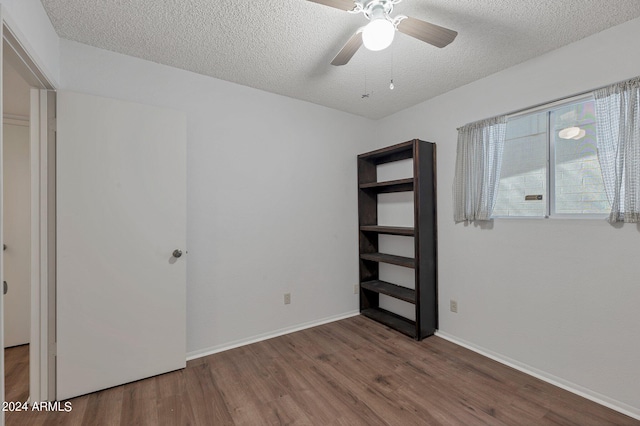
372,17 -> 640,417
59,40 -> 373,356
11,0 -> 639,417
0,0 -> 59,86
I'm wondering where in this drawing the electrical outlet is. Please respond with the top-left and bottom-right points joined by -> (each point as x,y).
354,284 -> 359,294
284,293 -> 291,305
450,299 -> 458,313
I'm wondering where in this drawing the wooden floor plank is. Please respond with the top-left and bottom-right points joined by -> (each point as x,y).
157,368 -> 202,426
4,344 -> 29,402
5,316 -> 639,425
185,361 -> 234,425
120,376 -> 159,426
81,385 -> 124,426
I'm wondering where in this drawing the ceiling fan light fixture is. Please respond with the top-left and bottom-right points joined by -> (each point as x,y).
572,128 -> 586,139
362,18 -> 395,51
559,126 -> 584,140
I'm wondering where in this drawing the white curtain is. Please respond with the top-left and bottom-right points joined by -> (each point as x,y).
594,77 -> 640,223
453,116 -> 507,222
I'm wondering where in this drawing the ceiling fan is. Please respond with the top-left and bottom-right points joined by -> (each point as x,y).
308,0 -> 458,66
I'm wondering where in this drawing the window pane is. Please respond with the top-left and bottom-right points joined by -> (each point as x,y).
494,112 -> 547,217
551,100 -> 610,215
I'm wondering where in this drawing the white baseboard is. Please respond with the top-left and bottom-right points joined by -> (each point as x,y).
186,310 -> 360,361
436,331 -> 640,421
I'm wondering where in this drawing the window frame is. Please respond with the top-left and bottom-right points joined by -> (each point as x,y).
492,94 -> 609,220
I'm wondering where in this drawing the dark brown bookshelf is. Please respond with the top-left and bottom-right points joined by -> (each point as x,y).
360,280 -> 416,304
359,225 -> 415,236
357,139 -> 438,340
357,140 -> 414,164
359,178 -> 413,193
360,253 -> 415,268
361,308 -> 416,338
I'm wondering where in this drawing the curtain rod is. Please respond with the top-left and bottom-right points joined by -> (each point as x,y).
456,75 -> 637,131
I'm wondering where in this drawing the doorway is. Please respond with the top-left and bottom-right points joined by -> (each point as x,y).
2,51 -> 31,402
1,18 -> 57,410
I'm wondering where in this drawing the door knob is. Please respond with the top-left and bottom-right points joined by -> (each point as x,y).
3,281 -> 7,295
172,249 -> 183,258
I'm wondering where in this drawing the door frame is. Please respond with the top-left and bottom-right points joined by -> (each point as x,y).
1,5 -> 57,413
28,87 -> 56,403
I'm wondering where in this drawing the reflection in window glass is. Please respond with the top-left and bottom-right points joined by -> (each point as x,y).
493,97 -> 611,218
551,100 -> 609,215
494,112 -> 547,217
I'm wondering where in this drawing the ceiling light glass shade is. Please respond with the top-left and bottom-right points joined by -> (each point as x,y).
362,18 -> 395,51
572,128 -> 586,139
558,126 -> 581,139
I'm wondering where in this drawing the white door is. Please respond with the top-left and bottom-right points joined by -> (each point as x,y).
56,91 -> 186,400
2,123 -> 31,347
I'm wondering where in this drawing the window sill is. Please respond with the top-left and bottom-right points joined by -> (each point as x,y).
491,215 -> 607,220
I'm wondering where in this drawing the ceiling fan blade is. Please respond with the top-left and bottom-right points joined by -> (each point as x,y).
331,31 -> 363,66
397,16 -> 457,48
307,0 -> 356,12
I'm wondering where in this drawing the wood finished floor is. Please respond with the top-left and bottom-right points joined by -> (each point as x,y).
5,316 -> 638,425
5,344 -> 29,403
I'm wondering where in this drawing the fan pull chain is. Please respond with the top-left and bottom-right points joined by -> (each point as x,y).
362,67 -> 370,98
389,43 -> 395,90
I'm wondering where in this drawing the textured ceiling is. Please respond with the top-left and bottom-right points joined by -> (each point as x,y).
41,0 -> 640,119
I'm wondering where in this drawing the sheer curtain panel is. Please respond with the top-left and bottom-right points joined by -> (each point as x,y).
453,116 -> 507,222
594,76 -> 640,223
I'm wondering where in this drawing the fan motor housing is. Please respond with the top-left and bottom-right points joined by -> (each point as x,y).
362,0 -> 396,20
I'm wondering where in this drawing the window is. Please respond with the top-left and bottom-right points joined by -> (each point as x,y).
493,97 -> 610,218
